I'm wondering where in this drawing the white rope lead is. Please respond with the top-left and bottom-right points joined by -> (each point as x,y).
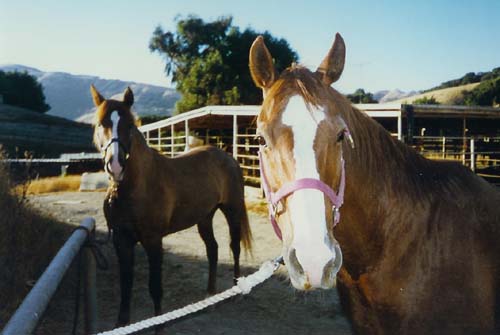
95,256 -> 283,335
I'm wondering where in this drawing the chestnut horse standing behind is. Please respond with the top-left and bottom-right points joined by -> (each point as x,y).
249,34 -> 500,334
90,85 -> 252,327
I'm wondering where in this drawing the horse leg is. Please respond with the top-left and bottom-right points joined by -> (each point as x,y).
142,237 -> 164,317
113,231 -> 136,326
197,216 -> 218,294
221,206 -> 241,284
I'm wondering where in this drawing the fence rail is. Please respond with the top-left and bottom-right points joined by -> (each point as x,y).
413,136 -> 500,184
2,217 -> 97,335
138,106 -> 500,186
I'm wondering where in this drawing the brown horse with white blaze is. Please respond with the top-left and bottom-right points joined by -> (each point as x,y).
90,85 -> 252,327
250,34 -> 500,334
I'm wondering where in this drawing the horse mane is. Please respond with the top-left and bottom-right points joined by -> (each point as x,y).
266,65 -> 493,203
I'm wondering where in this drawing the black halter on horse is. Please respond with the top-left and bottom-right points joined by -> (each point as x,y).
101,135 -> 130,180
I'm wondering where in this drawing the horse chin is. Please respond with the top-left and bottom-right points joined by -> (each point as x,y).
107,170 -> 124,183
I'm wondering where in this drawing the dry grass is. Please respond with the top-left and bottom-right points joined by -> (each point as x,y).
392,82 -> 480,105
0,154 -> 73,326
245,199 -> 268,216
22,175 -> 81,195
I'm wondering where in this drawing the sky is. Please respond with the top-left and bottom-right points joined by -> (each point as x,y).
1,0 -> 499,94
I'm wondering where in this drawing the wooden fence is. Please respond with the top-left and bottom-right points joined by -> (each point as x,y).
138,104 -> 500,186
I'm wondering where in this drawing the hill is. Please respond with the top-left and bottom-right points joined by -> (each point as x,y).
424,67 -> 500,92
0,64 -> 180,122
0,103 -> 94,157
375,89 -> 419,103
387,82 -> 480,105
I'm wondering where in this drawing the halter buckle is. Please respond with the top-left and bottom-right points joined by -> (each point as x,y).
272,200 -> 284,218
332,206 -> 340,225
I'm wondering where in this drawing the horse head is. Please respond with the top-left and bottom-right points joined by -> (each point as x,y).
91,85 -> 136,182
250,34 -> 353,290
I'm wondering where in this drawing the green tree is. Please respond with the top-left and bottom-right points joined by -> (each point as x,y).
413,96 -> 440,105
463,77 -> 500,106
149,15 -> 298,113
0,71 -> 50,113
346,89 -> 377,103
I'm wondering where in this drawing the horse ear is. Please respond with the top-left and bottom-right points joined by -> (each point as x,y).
316,33 -> 346,86
249,36 -> 277,93
123,86 -> 134,107
90,84 -> 105,107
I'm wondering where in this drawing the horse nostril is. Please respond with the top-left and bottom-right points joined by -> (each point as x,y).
105,161 -> 112,174
118,152 -> 126,166
322,245 -> 343,285
288,248 -> 304,275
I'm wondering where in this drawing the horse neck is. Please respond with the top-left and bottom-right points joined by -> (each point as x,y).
336,104 -> 426,274
119,128 -> 156,191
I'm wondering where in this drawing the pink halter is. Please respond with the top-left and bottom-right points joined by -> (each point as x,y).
258,150 -> 346,240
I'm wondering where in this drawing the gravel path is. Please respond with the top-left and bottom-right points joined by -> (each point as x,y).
28,188 -> 352,334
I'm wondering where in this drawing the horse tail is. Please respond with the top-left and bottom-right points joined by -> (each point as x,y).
240,202 -> 252,253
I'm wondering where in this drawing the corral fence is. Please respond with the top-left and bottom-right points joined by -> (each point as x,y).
139,106 -> 264,184
139,104 -> 500,186
3,153 -> 103,181
138,104 -> 403,185
413,135 -> 500,184
1,217 -> 98,335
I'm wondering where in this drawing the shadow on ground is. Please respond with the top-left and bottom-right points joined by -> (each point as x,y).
21,191 -> 352,335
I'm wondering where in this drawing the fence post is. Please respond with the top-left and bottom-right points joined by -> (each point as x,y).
185,120 -> 189,151
470,138 -> 475,172
402,104 -> 414,145
171,124 -> 175,157
233,115 -> 238,159
83,229 -> 97,334
157,128 -> 162,153
441,137 -> 446,159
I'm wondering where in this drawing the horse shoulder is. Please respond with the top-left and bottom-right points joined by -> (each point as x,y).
337,268 -> 404,334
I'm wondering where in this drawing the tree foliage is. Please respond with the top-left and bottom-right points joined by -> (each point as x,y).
412,96 -> 440,105
138,114 -> 166,126
462,77 -> 500,106
149,15 -> 298,113
0,71 -> 50,113
346,89 -> 377,103
424,67 -> 500,92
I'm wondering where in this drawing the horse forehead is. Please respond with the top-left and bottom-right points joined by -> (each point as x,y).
97,100 -> 128,123
110,111 -> 120,123
281,95 -> 325,133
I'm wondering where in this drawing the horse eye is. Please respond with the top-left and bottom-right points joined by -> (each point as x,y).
255,135 -> 267,147
336,130 -> 345,142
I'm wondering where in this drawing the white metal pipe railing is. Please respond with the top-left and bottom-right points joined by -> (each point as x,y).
2,217 -> 97,335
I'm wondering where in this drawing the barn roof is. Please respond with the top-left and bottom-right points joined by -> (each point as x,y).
138,104 -> 500,133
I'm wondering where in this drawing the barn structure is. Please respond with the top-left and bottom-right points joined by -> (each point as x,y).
138,104 -> 500,185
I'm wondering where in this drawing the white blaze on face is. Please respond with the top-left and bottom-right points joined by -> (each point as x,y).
281,95 -> 333,286
109,111 -> 123,179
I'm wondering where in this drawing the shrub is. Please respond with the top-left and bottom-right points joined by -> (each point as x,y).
413,96 -> 440,105
0,151 -> 72,324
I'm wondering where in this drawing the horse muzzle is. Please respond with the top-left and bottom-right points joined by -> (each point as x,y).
285,242 -> 342,290
104,155 -> 125,182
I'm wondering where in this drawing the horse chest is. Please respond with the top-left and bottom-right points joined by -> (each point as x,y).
338,269 -> 408,334
104,199 -> 137,235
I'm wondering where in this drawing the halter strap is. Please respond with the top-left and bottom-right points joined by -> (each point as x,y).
101,137 -> 130,180
258,150 -> 346,240
102,137 -> 129,156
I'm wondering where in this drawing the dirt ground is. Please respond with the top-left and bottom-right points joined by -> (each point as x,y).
27,187 -> 352,335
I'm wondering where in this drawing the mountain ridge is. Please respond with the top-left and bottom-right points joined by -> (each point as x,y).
0,64 -> 180,123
